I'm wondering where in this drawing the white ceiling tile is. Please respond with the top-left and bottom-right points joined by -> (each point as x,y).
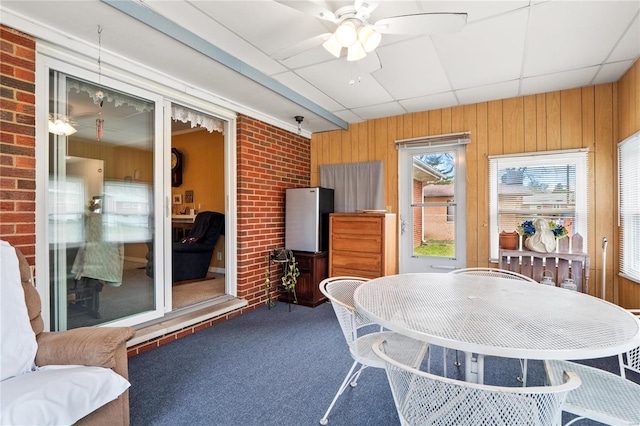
415,1 -> 530,23
521,67 -> 599,96
593,60 -> 635,85
433,8 -> 528,89
609,14 -> 640,63
271,71 -> 345,111
456,80 -> 520,106
524,1 -> 640,77
295,60 -> 394,109
399,92 -> 459,113
374,37 -> 452,99
350,102 -> 407,121
332,109 -> 367,124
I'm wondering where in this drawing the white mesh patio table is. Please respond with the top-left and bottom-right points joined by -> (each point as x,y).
353,273 -> 640,384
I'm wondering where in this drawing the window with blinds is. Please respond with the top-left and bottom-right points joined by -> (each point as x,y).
618,132 -> 640,283
489,149 -> 588,261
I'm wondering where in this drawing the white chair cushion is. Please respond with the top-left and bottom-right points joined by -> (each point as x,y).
0,241 -> 37,381
0,365 -> 130,425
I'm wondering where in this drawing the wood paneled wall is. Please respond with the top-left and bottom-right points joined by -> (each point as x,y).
617,60 -> 640,308
312,66 -> 640,308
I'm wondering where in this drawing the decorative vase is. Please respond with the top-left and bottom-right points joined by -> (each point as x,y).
499,231 -> 519,250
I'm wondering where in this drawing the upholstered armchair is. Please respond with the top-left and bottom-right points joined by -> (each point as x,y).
1,242 -> 135,425
172,211 -> 224,283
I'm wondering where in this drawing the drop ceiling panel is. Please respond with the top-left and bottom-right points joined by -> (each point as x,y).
271,71 -> 345,112
456,80 -> 520,106
524,1 -> 640,77
374,37 -> 452,99
415,0 -> 530,22
399,91 -> 459,113
521,67 -> 599,96
434,8 -> 528,89
593,60 -> 635,85
350,101 -> 407,121
295,61 -> 394,109
609,14 -> 640,63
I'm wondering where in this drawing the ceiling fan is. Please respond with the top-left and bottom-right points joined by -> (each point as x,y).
272,0 -> 467,61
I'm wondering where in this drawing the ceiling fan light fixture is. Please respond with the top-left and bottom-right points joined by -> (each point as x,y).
358,26 -> 381,52
48,115 -> 77,136
322,33 -> 343,58
347,41 -> 366,61
335,20 -> 358,47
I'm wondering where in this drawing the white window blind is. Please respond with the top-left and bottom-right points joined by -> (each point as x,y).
618,132 -> 640,283
489,149 -> 588,261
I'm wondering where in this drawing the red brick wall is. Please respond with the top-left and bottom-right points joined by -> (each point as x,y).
0,25 -> 36,264
236,114 -> 310,307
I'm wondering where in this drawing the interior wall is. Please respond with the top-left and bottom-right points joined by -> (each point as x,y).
172,129 -> 225,269
311,80 -> 631,305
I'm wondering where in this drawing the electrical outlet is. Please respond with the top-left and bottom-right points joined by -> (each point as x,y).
217,252 -> 222,261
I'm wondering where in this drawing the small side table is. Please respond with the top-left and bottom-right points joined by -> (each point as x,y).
279,251 -> 328,307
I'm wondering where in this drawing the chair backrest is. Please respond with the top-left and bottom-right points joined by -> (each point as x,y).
181,211 -> 224,246
373,338 -> 580,426
450,267 -> 537,283
319,276 -> 371,352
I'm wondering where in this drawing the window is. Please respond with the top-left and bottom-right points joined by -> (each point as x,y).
618,132 -> 640,283
489,149 -> 588,261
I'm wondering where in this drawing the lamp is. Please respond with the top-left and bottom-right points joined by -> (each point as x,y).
335,20 -> 358,47
294,116 -> 304,135
347,41 -> 366,62
358,26 -> 381,52
48,115 -> 77,136
322,33 -> 343,58
323,18 -> 382,61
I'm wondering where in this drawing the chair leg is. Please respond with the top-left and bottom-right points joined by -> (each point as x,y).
517,359 -> 528,386
320,360 -> 367,425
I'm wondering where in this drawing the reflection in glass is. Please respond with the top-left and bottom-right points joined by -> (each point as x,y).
411,151 -> 456,258
49,71 -> 155,330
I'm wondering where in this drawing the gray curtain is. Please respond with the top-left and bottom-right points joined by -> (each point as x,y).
320,161 -> 384,213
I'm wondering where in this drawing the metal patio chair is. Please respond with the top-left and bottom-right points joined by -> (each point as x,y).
318,277 -> 429,425
545,358 -> 640,425
449,267 -> 538,385
374,338 -> 580,426
619,310 -> 640,379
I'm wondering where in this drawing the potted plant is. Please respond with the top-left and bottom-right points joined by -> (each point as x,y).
264,248 -> 300,309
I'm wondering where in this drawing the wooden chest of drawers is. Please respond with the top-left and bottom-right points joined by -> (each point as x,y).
329,213 -> 397,279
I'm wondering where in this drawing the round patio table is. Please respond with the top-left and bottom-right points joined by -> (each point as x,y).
353,273 -> 640,383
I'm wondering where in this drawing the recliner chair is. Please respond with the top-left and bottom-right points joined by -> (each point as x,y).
172,211 -> 224,283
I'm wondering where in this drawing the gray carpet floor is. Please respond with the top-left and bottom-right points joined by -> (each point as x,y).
127,301 -> 632,426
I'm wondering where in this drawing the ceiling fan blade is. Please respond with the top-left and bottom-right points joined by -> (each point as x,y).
270,33 -> 332,60
275,1 -> 337,22
374,13 -> 468,35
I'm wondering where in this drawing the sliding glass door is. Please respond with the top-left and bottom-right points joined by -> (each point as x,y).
48,67 -> 164,330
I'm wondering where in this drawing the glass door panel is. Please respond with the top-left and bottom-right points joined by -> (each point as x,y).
399,146 -> 466,273
48,70 -> 162,329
